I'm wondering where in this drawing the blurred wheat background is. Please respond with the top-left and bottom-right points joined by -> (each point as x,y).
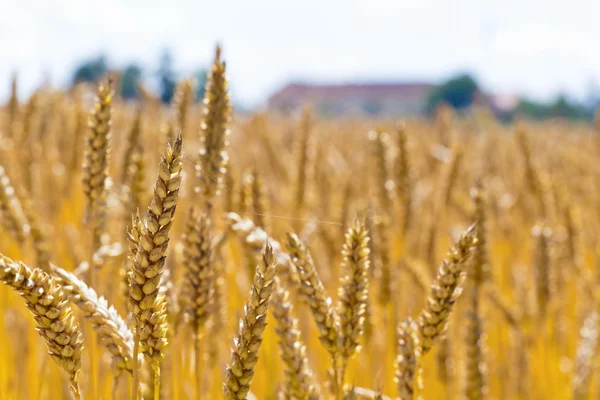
2,3 -> 600,399
0,45 -> 599,400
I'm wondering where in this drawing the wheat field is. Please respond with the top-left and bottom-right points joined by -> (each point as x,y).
0,47 -> 598,400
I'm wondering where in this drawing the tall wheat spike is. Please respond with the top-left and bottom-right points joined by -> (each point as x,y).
82,78 -> 112,253
395,122 -> 412,234
532,223 -> 552,320
120,106 -> 142,184
196,45 -> 232,208
128,134 -> 183,398
338,220 -> 370,364
271,278 -> 321,400
418,224 -> 478,355
223,243 -> 278,399
0,165 -> 26,244
293,106 -> 313,217
463,183 -> 488,400
173,78 -> 196,136
286,232 -> 341,357
395,318 -> 421,400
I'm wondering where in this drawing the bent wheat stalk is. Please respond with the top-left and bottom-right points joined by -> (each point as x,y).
0,255 -> 84,399
52,265 -> 138,374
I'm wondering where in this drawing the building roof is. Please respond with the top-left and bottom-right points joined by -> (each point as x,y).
268,82 -> 435,108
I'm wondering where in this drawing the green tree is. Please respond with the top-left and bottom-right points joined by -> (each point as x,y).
120,64 -> 142,100
515,95 -> 592,121
158,50 -> 176,104
72,56 -> 107,84
428,73 -> 479,111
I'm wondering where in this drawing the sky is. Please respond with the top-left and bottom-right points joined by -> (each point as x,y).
1,0 -> 600,107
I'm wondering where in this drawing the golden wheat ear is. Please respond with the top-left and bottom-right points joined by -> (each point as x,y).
52,265 -> 139,375
128,134 -> 183,399
417,224 -> 478,355
0,255 -> 84,399
395,318 -> 421,400
223,242 -> 278,400
196,45 -> 232,209
286,232 -> 341,357
338,219 -> 370,362
83,77 -> 113,247
272,277 -> 321,399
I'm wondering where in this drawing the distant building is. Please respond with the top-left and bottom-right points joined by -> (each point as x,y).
268,82 -> 435,116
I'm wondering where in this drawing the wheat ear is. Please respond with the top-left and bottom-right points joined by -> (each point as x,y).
82,77 -> 112,250
286,232 -> 344,397
120,107 -> 142,184
293,106 -> 313,218
182,211 -> 214,332
532,223 -> 552,320
395,318 -> 421,400
52,265 -> 138,374
395,122 -> 412,234
271,277 -> 321,400
250,166 -> 270,231
286,232 -> 341,356
0,165 -> 26,244
0,255 -> 84,398
463,183 -> 488,400
6,72 -> 19,137
418,224 -> 478,355
573,311 -> 599,399
196,45 -> 231,208
129,134 -> 183,399
338,220 -> 370,364
223,243 -> 278,399
173,78 -> 196,136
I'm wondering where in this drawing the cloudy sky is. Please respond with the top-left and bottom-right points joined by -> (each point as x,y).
2,0 -> 599,106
